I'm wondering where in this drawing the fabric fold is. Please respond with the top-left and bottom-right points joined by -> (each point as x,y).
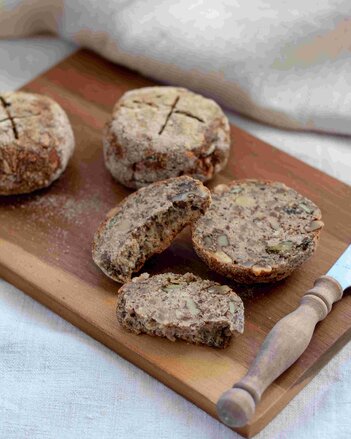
1,0 -> 351,135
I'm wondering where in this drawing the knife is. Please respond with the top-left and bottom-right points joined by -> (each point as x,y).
217,244 -> 351,428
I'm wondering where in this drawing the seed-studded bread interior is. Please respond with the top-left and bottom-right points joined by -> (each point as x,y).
93,176 -> 211,282
192,180 -> 323,279
117,272 -> 244,348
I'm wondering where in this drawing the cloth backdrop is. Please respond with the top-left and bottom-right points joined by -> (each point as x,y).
1,0 -> 351,136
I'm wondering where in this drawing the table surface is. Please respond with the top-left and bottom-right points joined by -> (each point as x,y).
0,36 -> 351,439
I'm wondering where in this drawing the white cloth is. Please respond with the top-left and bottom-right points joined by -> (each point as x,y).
1,1 -> 351,135
1,277 -> 351,439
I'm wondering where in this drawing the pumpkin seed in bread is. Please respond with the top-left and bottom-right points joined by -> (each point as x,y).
192,179 -> 323,283
116,272 -> 244,348
103,86 -> 230,188
0,92 -> 74,195
92,176 -> 211,283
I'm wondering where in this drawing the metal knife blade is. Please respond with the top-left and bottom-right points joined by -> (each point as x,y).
327,244 -> 351,291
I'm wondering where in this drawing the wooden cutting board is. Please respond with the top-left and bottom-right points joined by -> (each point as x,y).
1,49 -> 350,438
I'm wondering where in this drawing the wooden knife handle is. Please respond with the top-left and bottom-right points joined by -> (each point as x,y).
217,276 -> 343,428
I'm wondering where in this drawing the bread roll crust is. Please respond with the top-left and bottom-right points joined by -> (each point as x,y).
0,92 -> 74,195
103,86 -> 230,188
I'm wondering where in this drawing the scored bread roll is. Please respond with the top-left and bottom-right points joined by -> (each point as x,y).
103,86 -> 230,188
0,91 -> 74,195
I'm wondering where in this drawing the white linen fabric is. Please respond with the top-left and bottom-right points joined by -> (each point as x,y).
1,276 -> 351,439
1,0 -> 351,135
0,36 -> 350,439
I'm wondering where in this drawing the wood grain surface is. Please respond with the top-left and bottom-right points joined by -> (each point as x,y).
0,49 -> 350,438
